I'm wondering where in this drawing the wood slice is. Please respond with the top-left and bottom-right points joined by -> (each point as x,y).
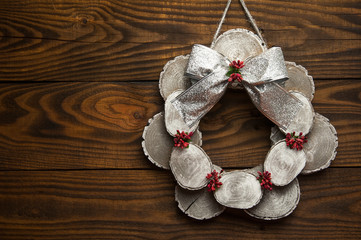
192,129 -> 203,147
264,140 -> 306,186
142,112 -> 203,169
282,91 -> 315,135
284,62 -> 315,101
212,29 -> 266,89
212,29 -> 266,61
302,113 -> 338,174
245,178 -> 301,220
165,90 -> 199,136
159,55 -> 192,101
212,164 -> 223,173
175,185 -> 226,220
243,164 -> 264,178
270,126 -> 285,145
142,112 -> 174,169
214,170 -> 262,209
170,143 -> 212,190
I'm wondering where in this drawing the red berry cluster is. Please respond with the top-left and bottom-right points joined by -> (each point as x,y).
206,169 -> 223,192
173,130 -> 193,149
227,60 -> 245,83
285,132 -> 308,150
257,171 -> 273,191
230,60 -> 245,69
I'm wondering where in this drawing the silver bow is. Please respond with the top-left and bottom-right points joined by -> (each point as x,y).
171,44 -> 303,132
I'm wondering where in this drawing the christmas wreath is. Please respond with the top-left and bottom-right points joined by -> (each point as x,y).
142,0 -> 338,220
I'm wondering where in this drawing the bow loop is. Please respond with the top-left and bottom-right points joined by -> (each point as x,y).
185,44 -> 229,81
241,47 -> 288,86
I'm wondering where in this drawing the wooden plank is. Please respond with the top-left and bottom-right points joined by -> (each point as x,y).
0,0 -> 360,42
0,168 -> 359,239
0,80 -> 359,170
0,37 -> 360,81
0,0 -> 360,81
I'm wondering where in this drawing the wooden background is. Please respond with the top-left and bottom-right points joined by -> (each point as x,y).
0,0 -> 360,239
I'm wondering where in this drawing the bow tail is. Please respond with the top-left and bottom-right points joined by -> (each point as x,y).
244,82 -> 304,132
171,69 -> 229,128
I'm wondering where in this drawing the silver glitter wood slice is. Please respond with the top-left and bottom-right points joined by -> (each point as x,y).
302,113 -> 338,174
282,91 -> 315,135
245,178 -> 301,220
170,143 -> 212,190
214,170 -> 262,209
264,140 -> 306,186
165,90 -> 199,136
159,55 -> 192,101
284,62 -> 315,101
175,185 -> 226,220
212,29 -> 266,88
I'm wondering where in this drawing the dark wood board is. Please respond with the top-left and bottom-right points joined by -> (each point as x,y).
0,38 -> 360,81
0,168 -> 360,239
0,0 -> 360,238
0,0 -> 360,81
0,80 -> 359,170
1,0 -> 360,42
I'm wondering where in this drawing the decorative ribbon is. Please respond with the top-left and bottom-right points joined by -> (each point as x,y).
171,44 -> 303,132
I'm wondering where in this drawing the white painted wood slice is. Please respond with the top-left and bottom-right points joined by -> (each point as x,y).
264,140 -> 306,186
245,178 -> 301,220
212,29 -> 266,89
243,164 -> 264,177
302,113 -> 338,174
142,112 -> 203,169
214,170 -> 262,209
175,185 -> 226,220
270,125 -> 285,145
165,90 -> 199,136
170,143 -> 212,190
282,91 -> 315,135
212,164 -> 223,173
159,55 -> 192,101
142,112 -> 175,169
284,62 -> 315,101
192,129 -> 203,147
213,29 -> 266,61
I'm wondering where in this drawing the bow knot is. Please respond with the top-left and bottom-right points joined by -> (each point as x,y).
171,44 -> 303,131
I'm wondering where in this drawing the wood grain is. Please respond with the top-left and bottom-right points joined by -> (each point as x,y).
170,144 -> 212,190
214,170 -> 263,209
245,178 -> 301,220
0,80 -> 359,170
0,168 -> 359,239
1,0 -> 360,42
302,113 -> 338,174
264,141 -> 306,186
0,37 -> 360,82
0,0 -> 360,81
0,0 -> 359,237
175,185 -> 226,220
284,61 -> 315,101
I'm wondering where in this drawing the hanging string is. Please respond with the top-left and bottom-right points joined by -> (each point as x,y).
211,0 -> 267,48
239,0 -> 266,45
211,0 -> 232,48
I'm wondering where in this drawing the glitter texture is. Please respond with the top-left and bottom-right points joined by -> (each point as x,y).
171,44 -> 303,130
